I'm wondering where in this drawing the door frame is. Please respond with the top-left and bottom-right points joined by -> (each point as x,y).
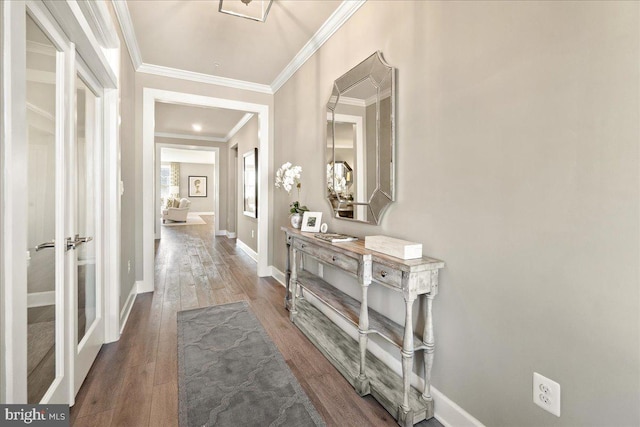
155,143 -> 220,239
141,88 -> 271,294
0,0 -> 120,403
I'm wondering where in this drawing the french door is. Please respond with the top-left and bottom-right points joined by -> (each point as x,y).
3,1 -> 105,404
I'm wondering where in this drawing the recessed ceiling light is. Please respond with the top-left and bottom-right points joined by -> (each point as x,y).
192,124 -> 202,132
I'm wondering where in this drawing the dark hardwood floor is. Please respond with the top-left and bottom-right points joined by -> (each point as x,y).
69,216 -> 441,427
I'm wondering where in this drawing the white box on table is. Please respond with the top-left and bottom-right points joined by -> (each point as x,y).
364,235 -> 423,260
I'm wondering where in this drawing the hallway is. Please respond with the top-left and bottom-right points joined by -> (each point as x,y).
69,217 -> 400,426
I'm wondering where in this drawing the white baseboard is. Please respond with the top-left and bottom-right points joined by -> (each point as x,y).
271,266 -> 286,287
236,239 -> 258,262
226,231 -> 236,238
119,283 -> 137,334
431,386 -> 484,427
268,267 -> 482,427
27,291 -> 55,308
215,229 -> 227,236
136,279 -> 153,293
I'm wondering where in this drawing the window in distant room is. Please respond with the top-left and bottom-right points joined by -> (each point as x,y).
160,164 -> 171,202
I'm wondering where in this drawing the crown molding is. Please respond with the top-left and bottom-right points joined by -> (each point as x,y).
112,0 -> 364,95
226,113 -> 254,141
112,0 -> 142,68
138,63 -> 273,94
270,0 -> 366,93
155,132 -> 227,143
77,0 -> 119,48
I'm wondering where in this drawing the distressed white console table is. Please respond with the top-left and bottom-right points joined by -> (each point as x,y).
281,227 -> 444,426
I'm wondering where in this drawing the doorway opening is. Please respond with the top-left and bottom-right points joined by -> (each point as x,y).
141,89 -> 270,294
156,144 -> 219,235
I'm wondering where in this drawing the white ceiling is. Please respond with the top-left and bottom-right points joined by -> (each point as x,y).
161,147 -> 216,164
155,102 -> 251,140
124,0 -> 342,86
117,0 -> 365,139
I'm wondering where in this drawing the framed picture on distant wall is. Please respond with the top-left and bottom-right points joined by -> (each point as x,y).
188,176 -> 207,197
243,148 -> 258,218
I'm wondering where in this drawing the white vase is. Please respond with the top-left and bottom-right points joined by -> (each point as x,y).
290,213 -> 303,229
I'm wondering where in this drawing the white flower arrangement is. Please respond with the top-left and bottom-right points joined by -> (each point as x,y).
275,162 -> 308,214
275,162 -> 302,194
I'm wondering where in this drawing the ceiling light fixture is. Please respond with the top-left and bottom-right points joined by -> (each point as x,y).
192,124 -> 202,132
218,0 -> 273,23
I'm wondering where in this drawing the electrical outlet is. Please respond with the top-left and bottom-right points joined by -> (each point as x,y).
533,372 -> 560,417
251,230 -> 255,238
128,260 -> 131,274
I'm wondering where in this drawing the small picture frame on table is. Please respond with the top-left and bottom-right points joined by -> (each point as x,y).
301,212 -> 322,232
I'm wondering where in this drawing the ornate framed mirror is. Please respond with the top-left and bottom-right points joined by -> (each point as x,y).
326,51 -> 395,224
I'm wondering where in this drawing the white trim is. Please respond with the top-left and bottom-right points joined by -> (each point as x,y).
118,282 -> 137,334
111,0 -> 142,69
143,88 -> 271,298
225,113 -> 254,141
338,96 -> 367,108
27,291 -> 56,308
236,239 -> 258,262
431,387 -> 485,427
155,131 -> 226,143
102,86 -> 121,343
138,63 -> 273,94
270,0 -> 366,92
43,0 -> 117,88
270,266 -> 286,287
216,229 -> 228,237
226,231 -> 237,239
76,0 -> 119,49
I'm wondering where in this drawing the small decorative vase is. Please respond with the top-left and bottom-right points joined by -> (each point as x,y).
290,213 -> 303,229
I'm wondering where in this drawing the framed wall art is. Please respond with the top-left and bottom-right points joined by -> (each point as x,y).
188,176 -> 207,197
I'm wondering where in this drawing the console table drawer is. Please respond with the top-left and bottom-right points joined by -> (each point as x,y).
293,239 -> 359,275
372,262 -> 402,289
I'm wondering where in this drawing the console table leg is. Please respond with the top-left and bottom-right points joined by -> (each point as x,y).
284,238 -> 291,309
289,248 -> 298,322
422,294 -> 435,402
355,283 -> 371,396
399,294 -> 416,422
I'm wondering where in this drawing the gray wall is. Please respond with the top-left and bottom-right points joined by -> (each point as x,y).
273,1 -> 639,426
108,1 -> 137,312
229,115 -> 259,252
179,162 -> 214,212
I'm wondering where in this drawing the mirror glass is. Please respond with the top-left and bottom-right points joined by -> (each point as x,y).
326,51 -> 394,224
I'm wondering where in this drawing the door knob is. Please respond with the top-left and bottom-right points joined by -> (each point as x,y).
66,235 -> 93,251
35,240 -> 55,251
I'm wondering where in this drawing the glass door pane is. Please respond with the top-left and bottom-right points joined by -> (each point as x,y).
75,76 -> 97,345
26,13 -> 58,404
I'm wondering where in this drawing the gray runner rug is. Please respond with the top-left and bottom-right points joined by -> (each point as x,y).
177,301 -> 325,427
